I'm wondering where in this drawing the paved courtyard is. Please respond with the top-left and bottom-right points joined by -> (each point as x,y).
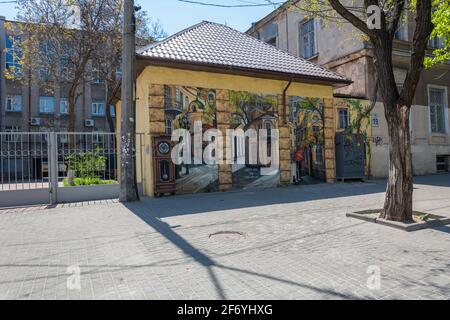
0,174 -> 449,300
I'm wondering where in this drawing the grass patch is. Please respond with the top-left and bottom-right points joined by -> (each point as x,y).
63,177 -> 118,187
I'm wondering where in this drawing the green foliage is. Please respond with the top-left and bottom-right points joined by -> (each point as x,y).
343,98 -> 374,176
345,99 -> 372,136
230,91 -> 277,128
63,177 -> 117,187
425,0 -> 450,67
418,213 -> 430,222
65,150 -> 106,179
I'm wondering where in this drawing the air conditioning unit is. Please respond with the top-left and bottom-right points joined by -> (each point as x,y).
85,119 -> 95,127
30,118 -> 41,126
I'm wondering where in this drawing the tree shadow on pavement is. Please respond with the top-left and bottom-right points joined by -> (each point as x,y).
140,181 -> 388,218
124,201 -> 359,300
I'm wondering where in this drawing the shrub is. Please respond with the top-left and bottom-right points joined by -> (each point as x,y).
63,177 -> 117,187
65,149 -> 107,179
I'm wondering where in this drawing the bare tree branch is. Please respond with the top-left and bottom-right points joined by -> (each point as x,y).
328,0 -> 374,38
400,0 -> 434,106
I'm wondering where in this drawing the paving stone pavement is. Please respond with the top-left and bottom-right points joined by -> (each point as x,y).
0,174 -> 449,300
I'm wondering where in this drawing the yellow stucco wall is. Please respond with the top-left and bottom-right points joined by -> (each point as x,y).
119,65 -> 337,197
140,66 -> 335,99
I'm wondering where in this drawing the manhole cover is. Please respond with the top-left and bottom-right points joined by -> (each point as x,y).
209,231 -> 246,241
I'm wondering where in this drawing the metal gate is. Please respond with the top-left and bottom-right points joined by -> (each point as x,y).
0,132 -> 119,208
0,132 -> 52,207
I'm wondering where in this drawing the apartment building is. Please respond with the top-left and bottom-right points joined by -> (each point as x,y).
0,16 -> 115,135
247,2 -> 450,177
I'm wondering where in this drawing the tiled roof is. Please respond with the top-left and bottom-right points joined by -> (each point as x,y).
137,21 -> 351,85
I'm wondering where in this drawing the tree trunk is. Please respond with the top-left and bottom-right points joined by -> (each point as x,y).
68,88 -> 77,149
106,103 -> 115,132
380,105 -> 413,222
68,88 -> 77,133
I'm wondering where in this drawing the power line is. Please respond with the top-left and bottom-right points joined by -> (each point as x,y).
176,0 -> 282,8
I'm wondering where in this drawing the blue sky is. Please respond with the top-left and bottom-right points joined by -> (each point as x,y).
0,0 -> 281,34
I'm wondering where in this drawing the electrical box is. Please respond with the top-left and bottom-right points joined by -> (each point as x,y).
335,133 -> 366,181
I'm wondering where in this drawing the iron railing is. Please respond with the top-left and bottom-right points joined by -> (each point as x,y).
0,132 -> 118,191
0,132 -> 50,191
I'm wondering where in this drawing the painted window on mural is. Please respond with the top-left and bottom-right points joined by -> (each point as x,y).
289,96 -> 326,181
229,91 -> 279,190
338,109 -> 349,130
164,85 -> 219,194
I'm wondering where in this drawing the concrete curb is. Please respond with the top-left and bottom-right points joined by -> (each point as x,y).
346,210 -> 450,232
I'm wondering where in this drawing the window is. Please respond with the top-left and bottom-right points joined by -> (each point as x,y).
6,95 -> 22,112
91,101 -> 105,116
110,105 -> 116,117
39,96 -> 55,114
92,132 -> 104,144
265,121 -> 273,145
60,56 -> 70,78
394,3 -> 408,41
428,36 -> 444,49
315,145 -> 323,164
116,68 -> 122,79
394,21 -> 408,41
38,41 -> 56,81
262,22 -> 278,47
266,37 -> 277,46
338,109 -> 349,130
5,35 -> 22,75
428,86 -> 448,133
92,68 -> 105,84
312,125 -> 320,134
4,126 -> 20,143
437,156 -> 449,172
59,132 -> 69,144
164,85 -> 172,110
165,118 -> 173,135
300,19 -> 316,59
60,98 -> 69,115
175,87 -> 183,110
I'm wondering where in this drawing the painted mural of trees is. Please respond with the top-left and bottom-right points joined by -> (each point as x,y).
230,91 -> 277,129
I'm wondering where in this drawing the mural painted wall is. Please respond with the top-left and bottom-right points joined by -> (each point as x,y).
229,91 -> 280,190
164,85 -> 219,194
288,96 -> 326,181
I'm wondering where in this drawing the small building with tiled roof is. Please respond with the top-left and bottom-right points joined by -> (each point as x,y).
116,21 -> 352,197
137,21 -> 350,86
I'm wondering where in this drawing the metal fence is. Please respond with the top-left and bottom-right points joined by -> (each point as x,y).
0,132 -> 50,191
0,132 -> 118,207
56,132 -> 118,186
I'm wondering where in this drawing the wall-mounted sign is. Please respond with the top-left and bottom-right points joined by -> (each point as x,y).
372,113 -> 379,127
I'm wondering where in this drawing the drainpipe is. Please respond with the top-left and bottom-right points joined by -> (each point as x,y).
285,9 -> 289,53
282,78 -> 292,125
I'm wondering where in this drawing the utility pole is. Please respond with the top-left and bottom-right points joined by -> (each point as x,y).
119,0 -> 138,202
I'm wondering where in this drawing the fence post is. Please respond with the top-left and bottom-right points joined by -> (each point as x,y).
49,132 -> 58,205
